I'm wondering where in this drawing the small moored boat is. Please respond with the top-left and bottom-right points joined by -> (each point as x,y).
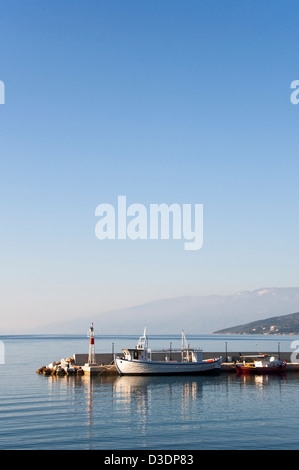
236,354 -> 287,375
115,329 -> 222,376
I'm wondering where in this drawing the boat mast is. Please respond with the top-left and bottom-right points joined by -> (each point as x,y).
137,327 -> 148,351
181,330 -> 190,362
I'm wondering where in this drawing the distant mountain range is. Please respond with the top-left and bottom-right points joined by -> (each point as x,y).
214,311 -> 299,335
34,287 -> 299,335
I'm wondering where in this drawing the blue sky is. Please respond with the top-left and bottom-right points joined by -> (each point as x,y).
1,1 -> 299,332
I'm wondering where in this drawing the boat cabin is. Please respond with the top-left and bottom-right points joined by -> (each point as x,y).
122,330 -> 150,362
240,354 -> 281,367
122,348 -> 149,361
182,350 -> 202,363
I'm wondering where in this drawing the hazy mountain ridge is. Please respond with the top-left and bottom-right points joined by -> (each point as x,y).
31,287 -> 299,335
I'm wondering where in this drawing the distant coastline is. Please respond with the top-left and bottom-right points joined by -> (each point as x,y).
214,311 -> 299,335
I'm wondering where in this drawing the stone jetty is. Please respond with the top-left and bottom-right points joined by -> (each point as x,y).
36,355 -> 118,377
36,357 -> 85,377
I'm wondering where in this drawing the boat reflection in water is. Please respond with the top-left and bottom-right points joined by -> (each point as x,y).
237,373 -> 287,389
112,374 -> 207,428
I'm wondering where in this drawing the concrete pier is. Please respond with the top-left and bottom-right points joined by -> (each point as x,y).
82,363 -> 118,376
36,352 -> 299,377
73,351 -> 295,366
72,352 -> 299,374
82,364 -> 103,376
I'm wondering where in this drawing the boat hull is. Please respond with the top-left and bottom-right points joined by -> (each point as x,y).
115,357 -> 222,376
236,363 -> 287,375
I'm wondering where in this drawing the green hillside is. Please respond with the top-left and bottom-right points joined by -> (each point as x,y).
214,311 -> 299,335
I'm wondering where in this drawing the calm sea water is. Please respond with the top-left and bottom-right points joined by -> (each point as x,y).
1,334 -> 299,450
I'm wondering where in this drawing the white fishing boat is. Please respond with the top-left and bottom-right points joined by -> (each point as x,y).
115,329 -> 222,376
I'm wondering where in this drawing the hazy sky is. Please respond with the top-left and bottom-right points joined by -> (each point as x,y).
1,1 -> 299,332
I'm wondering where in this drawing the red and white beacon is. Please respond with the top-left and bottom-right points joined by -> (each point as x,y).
87,322 -> 96,365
